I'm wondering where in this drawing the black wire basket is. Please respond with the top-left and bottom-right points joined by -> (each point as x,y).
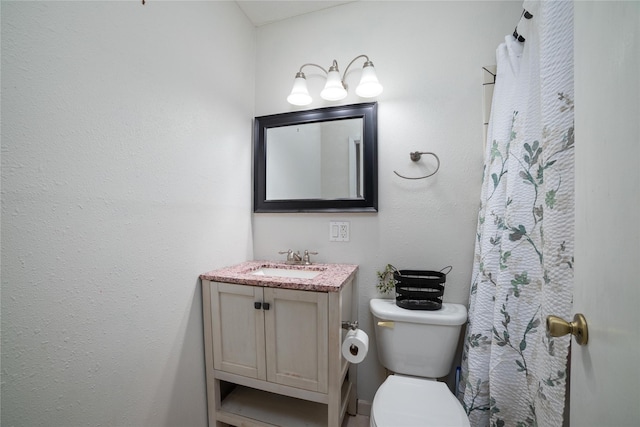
393,266 -> 452,310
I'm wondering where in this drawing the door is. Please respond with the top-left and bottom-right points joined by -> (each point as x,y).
571,3 -> 640,426
264,287 -> 329,393
210,282 -> 267,380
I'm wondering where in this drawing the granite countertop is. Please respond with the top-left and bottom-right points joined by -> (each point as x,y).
200,260 -> 358,292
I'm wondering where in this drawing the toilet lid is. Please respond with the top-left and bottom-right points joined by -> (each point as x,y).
371,375 -> 470,427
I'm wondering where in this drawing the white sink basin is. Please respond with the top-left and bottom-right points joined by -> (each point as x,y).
250,267 -> 322,279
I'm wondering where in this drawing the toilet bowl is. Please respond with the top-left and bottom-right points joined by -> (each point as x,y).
370,375 -> 469,427
369,299 -> 469,427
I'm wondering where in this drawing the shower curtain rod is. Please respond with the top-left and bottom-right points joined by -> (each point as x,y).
513,9 -> 534,42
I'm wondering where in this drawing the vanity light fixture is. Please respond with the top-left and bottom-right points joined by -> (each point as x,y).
287,54 -> 383,106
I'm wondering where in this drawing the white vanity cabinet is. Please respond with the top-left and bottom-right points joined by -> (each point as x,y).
211,282 -> 329,393
200,262 -> 358,427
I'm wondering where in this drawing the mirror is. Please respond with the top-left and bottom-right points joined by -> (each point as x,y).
254,102 -> 378,212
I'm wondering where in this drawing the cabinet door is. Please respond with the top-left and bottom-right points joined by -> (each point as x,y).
211,282 -> 266,380
264,288 -> 328,393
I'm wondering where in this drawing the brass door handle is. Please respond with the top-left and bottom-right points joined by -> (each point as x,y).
546,313 -> 589,345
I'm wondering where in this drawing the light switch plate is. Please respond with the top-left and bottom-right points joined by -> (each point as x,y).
329,221 -> 350,242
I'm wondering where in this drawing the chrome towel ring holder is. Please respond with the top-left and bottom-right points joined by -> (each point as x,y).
393,151 -> 441,180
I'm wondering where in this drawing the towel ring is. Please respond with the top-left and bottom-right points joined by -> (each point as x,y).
393,151 -> 441,180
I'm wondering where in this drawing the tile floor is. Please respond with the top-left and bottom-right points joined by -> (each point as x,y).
343,414 -> 370,427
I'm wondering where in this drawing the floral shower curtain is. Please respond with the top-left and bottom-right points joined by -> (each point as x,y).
461,1 -> 574,426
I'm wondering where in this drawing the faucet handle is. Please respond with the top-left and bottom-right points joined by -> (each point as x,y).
278,249 -> 294,262
302,250 -> 318,265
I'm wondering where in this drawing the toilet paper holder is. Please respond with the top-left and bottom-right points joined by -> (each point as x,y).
341,322 -> 369,363
341,320 -> 359,331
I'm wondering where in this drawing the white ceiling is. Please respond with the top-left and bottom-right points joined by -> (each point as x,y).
236,1 -> 356,27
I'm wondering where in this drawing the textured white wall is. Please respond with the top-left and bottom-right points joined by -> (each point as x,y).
253,1 -> 523,402
1,2 -> 254,426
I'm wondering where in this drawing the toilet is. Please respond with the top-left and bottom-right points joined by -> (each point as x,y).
369,298 -> 470,427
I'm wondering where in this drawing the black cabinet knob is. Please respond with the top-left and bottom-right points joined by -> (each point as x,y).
254,302 -> 262,310
263,302 -> 270,310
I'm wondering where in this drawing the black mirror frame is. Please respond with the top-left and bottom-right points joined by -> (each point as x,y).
253,102 -> 378,213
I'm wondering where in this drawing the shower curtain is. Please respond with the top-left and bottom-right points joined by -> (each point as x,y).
461,1 -> 574,426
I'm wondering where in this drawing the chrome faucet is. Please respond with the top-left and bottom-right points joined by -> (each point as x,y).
278,249 -> 302,264
278,249 -> 318,265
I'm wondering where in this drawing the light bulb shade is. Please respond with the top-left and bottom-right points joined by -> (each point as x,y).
355,63 -> 383,98
287,74 -> 312,106
320,70 -> 347,101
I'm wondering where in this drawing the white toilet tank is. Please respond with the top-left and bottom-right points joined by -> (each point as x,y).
370,299 -> 467,378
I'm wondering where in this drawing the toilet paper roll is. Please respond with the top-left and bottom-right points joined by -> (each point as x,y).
341,329 -> 369,364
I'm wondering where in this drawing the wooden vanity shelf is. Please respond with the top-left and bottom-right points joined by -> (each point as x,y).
216,377 -> 353,427
200,263 -> 358,427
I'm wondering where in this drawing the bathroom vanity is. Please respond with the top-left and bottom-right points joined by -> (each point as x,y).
200,261 -> 358,427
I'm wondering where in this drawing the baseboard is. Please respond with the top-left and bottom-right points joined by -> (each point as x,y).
357,399 -> 372,417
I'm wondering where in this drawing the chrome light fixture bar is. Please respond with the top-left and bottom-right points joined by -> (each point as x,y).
287,54 -> 383,106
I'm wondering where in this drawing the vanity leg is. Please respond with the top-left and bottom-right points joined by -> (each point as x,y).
347,278 -> 358,416
347,362 -> 357,415
202,280 -> 224,427
328,291 -> 342,427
